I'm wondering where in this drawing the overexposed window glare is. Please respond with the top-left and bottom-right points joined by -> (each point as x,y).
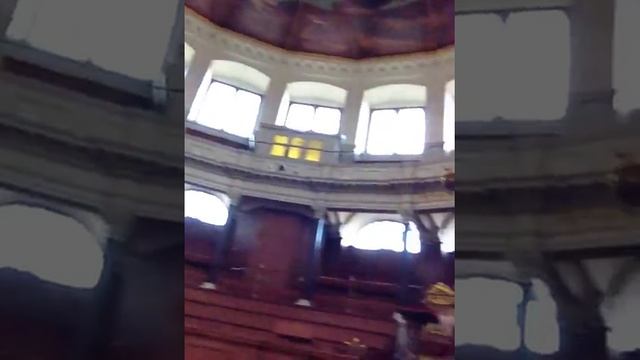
185,43 -> 195,76
342,221 -> 421,254
456,14 -> 504,120
366,108 -> 425,155
603,271 -> 640,352
443,80 -> 455,152
285,104 -> 341,135
184,190 -> 229,226
525,279 -> 559,354
614,0 -> 640,114
503,11 -> 569,120
438,218 -> 455,253
0,205 -> 103,289
456,10 -> 569,120
187,81 -> 262,139
456,278 -> 523,350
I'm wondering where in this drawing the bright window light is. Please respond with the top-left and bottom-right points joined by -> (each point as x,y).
6,0 -> 179,81
185,43 -> 195,76
603,271 -> 640,352
285,104 -> 341,135
366,108 -> 425,155
456,11 -> 569,121
438,219 -> 455,253
455,14 -> 505,120
0,205 -> 103,289
342,221 -> 421,254
614,0 -> 640,114
456,278 -> 522,351
184,190 -> 229,226
188,81 -> 262,139
525,279 -> 559,354
286,104 -> 315,132
443,80 -> 455,153
503,11 -> 570,120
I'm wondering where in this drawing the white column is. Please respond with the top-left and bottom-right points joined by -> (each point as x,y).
159,2 -> 184,121
184,52 -> 212,118
0,0 -> 18,35
340,87 -> 365,147
258,76 -> 288,128
426,76 -> 447,153
568,0 -> 615,122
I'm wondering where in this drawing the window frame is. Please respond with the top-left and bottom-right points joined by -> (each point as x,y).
269,134 -> 325,162
364,105 -> 427,156
187,78 -> 264,138
283,101 -> 343,135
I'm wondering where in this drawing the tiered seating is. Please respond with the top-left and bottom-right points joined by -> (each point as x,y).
185,265 -> 397,359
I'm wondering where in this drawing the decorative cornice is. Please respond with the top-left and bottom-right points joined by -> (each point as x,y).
186,166 -> 453,212
1,122 -> 182,187
186,136 -> 454,186
186,158 -> 445,194
185,9 -> 453,78
0,71 -> 183,167
455,129 -> 640,191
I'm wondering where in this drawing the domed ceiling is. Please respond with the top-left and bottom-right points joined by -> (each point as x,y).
186,0 -> 454,59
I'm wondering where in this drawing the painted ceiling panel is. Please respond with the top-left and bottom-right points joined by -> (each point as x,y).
186,0 -> 454,58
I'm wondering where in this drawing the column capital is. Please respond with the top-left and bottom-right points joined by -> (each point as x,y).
226,191 -> 243,206
312,206 -> 327,220
398,208 -> 414,223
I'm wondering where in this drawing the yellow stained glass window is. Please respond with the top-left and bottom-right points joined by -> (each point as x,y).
288,137 -> 305,159
270,135 -> 288,157
305,139 -> 323,162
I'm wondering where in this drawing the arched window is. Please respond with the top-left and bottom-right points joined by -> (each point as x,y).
614,0 -> 640,114
0,204 -> 104,289
356,84 -> 427,156
456,277 -> 523,351
276,82 -> 347,135
604,270 -> 640,352
457,277 -> 560,353
342,221 -> 421,254
525,279 -> 559,354
456,10 -> 569,121
188,61 -> 270,139
184,190 -> 229,226
6,0 -> 179,81
443,80 -> 455,153
184,43 -> 195,76
438,217 -> 455,253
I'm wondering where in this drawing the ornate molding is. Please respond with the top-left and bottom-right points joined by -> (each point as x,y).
186,165 -> 453,212
455,129 -> 640,190
186,136 -> 453,186
0,71 -> 183,168
185,9 -> 454,79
